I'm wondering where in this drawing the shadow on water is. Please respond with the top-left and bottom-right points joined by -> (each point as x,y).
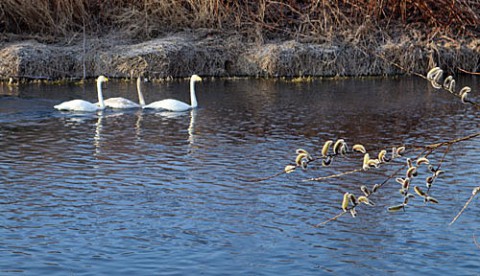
0,77 -> 479,275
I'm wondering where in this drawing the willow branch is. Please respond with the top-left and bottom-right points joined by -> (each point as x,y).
426,132 -> 480,150
457,67 -> 480,76
286,127 -> 479,227
314,211 -> 347,227
474,234 -> 480,249
304,168 -> 362,182
238,170 -> 286,182
380,148 -> 427,188
449,186 -> 480,225
435,144 -> 452,169
376,54 -> 480,109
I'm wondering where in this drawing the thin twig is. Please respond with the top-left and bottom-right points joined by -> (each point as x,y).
238,170 -> 286,182
304,168 -> 363,182
473,234 -> 480,249
380,148 -> 427,188
457,67 -> 480,76
449,186 -> 480,225
388,60 -> 426,79
426,132 -> 480,150
427,145 -> 451,194
435,144 -> 452,170
304,164 -> 402,182
82,17 -> 87,81
314,211 -> 347,227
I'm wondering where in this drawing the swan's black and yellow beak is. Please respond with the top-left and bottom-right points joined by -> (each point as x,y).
192,75 -> 202,82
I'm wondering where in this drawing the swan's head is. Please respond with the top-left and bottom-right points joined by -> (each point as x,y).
97,75 -> 109,83
191,75 -> 202,82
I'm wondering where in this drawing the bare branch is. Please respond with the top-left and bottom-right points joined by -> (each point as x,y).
450,186 -> 480,225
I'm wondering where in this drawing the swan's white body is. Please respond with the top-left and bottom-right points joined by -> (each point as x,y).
143,74 -> 202,112
97,77 -> 146,109
54,76 -> 108,112
103,97 -> 139,109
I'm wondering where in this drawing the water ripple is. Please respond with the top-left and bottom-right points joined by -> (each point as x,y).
1,77 -> 479,275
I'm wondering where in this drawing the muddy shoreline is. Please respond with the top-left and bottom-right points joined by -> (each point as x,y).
1,30 -> 479,81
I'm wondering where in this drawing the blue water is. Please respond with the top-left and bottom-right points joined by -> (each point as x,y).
0,77 -> 479,275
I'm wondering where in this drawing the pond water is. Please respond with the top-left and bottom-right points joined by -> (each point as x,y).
0,76 -> 479,275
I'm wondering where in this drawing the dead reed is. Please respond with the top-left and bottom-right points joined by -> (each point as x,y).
1,1 -> 479,41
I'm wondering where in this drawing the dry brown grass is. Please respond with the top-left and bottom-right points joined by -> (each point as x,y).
1,1 -> 479,79
1,0 -> 479,41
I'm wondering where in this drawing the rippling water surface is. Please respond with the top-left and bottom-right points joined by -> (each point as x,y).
1,77 -> 479,275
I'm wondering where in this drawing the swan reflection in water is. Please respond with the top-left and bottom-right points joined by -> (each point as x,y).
135,110 -> 144,142
188,109 -> 197,149
56,111 -> 106,165
153,109 -> 197,154
94,110 -> 145,156
60,106 -> 197,160
93,111 -> 104,157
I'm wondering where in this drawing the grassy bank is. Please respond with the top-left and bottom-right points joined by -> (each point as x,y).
1,1 -> 479,80
1,0 -> 479,42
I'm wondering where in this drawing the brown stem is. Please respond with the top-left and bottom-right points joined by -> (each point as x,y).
426,132 -> 480,150
449,186 -> 480,225
474,234 -> 480,249
314,211 -> 347,227
238,170 -> 286,182
305,168 -> 363,182
457,67 -> 480,76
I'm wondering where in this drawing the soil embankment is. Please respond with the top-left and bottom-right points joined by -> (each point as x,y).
1,30 -> 479,80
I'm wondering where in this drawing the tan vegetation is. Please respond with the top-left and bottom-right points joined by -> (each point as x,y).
1,0 -> 479,41
1,1 -> 479,79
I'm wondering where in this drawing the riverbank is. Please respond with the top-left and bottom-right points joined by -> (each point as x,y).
1,29 -> 479,81
2,0 -> 480,80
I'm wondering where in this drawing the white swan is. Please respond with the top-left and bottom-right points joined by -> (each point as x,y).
101,77 -> 146,109
143,74 -> 202,112
54,76 -> 108,112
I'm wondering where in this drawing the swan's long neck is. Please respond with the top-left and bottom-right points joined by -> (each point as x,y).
190,79 -> 198,108
97,80 -> 105,109
137,77 -> 146,106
